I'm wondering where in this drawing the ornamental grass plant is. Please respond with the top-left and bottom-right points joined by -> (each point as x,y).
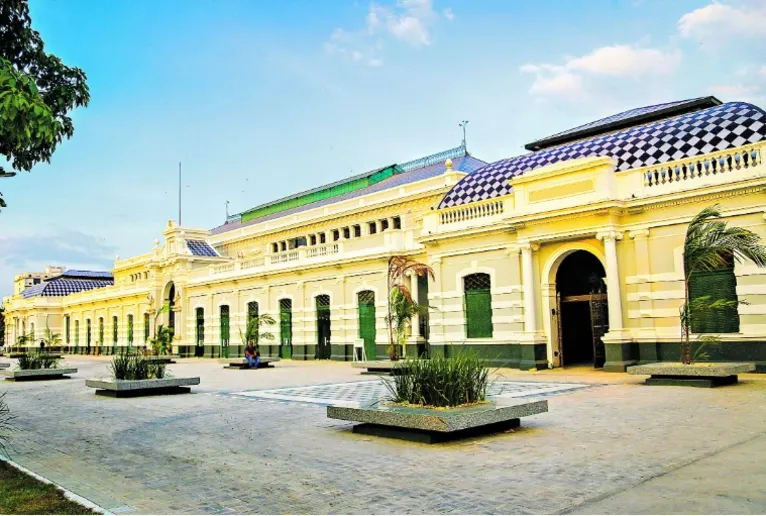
17,351 -> 59,370
385,352 -> 489,408
109,352 -> 166,380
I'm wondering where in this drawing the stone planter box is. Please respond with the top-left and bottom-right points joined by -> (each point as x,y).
85,377 -> 201,397
142,355 -> 180,364
0,368 -> 77,381
351,361 -> 409,375
627,362 -> 756,387
0,363 -> 9,370
327,399 -> 548,443
219,357 -> 280,369
8,353 -> 62,359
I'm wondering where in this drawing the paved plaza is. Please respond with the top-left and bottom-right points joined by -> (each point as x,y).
1,357 -> 765,514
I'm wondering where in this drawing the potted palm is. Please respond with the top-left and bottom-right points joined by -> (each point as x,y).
628,205 -> 766,386
238,313 -> 276,355
386,256 -> 434,361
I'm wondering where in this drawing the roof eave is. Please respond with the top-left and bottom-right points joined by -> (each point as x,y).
524,96 -> 723,151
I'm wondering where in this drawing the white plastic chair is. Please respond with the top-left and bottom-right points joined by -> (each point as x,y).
353,339 -> 367,362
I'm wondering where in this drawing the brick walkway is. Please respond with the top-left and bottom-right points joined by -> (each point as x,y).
2,357 -> 765,514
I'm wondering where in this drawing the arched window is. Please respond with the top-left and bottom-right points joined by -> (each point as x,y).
463,273 -> 493,338
144,313 -> 150,343
127,314 -> 134,345
195,308 -> 204,345
247,301 -> 259,324
688,254 -> 740,333
316,295 -> 331,359
279,299 -> 292,359
98,317 -> 104,344
357,291 -> 376,360
112,316 -> 118,345
220,305 -> 230,346
86,319 -> 92,349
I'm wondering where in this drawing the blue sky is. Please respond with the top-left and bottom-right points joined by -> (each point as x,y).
1,0 -> 765,296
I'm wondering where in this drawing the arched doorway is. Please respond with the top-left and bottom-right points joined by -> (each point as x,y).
555,251 -> 608,368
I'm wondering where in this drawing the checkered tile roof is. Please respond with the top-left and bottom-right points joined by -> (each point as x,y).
439,101 -> 766,209
21,276 -> 114,298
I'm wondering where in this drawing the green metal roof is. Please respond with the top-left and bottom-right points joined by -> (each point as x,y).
238,164 -> 400,223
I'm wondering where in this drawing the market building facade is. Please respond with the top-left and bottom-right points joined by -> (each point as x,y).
4,97 -> 766,371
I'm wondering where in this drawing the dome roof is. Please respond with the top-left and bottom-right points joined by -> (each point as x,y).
439,101 -> 766,209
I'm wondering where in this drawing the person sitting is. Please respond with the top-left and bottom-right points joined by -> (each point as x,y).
244,341 -> 260,368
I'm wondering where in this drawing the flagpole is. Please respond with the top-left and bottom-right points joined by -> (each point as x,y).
178,162 -> 182,226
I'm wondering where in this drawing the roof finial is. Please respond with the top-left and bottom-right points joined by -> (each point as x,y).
445,158 -> 453,172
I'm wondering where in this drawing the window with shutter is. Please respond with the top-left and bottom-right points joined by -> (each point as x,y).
196,308 -> 205,344
358,291 -> 376,360
688,258 -> 739,334
464,273 -> 493,338
220,305 -> 230,345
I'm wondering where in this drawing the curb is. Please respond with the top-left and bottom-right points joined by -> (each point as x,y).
0,456 -> 113,514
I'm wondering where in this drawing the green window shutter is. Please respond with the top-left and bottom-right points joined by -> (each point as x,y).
358,291 -> 376,360
689,267 -> 739,334
127,315 -> 134,344
99,318 -> 104,344
112,316 -> 118,344
196,308 -> 204,344
464,274 -> 493,339
247,302 -> 259,323
65,316 -> 70,344
279,299 -> 292,346
86,320 -> 91,346
75,321 -> 79,346
144,313 -> 150,342
220,305 -> 230,345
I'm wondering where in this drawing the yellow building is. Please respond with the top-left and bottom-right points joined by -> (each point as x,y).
3,96 -> 766,371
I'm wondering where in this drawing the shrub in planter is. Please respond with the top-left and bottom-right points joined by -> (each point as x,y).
384,352 -> 489,408
109,352 -> 166,380
17,351 -> 60,370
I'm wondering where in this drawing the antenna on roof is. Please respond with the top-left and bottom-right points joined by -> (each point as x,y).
459,120 -> 469,151
225,200 -> 230,219
178,162 -> 182,226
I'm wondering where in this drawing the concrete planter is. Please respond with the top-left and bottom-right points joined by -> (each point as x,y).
351,361 -> 409,375
627,362 -> 756,387
85,377 -> 201,397
1,368 -> 77,381
219,357 -> 280,369
0,363 -> 9,370
142,355 -> 181,364
8,353 -> 62,359
327,399 -> 548,443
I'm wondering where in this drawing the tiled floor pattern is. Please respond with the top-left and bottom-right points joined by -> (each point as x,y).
228,379 -> 593,407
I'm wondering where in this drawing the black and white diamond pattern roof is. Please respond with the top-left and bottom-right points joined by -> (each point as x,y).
21,277 -> 114,298
187,240 -> 219,257
439,101 -> 766,209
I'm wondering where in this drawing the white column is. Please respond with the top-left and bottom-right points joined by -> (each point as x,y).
521,243 -> 539,334
599,231 -> 624,330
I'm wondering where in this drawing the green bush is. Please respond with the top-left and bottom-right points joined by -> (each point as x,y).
384,352 -> 489,408
109,352 -> 166,380
17,352 -> 59,370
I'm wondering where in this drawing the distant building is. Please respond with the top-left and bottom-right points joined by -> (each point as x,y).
3,97 -> 766,371
13,266 -> 67,295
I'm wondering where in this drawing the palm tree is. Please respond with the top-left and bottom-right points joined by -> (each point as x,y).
386,256 -> 434,360
42,325 -> 62,351
680,205 -> 766,364
238,314 -> 276,353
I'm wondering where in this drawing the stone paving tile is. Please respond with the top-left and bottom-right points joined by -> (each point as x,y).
0,357 -> 765,514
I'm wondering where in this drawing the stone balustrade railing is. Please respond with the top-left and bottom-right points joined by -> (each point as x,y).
439,199 -> 505,225
306,243 -> 339,258
241,257 -> 265,269
641,143 -> 762,189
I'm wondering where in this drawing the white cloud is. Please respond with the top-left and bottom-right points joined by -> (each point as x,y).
566,45 -> 682,77
678,1 -> 766,42
325,0 -> 441,66
520,44 -> 681,99
443,7 -> 455,21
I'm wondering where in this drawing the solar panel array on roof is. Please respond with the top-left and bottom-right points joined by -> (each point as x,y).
21,277 -> 114,298
439,101 -> 766,209
187,240 -> 219,257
